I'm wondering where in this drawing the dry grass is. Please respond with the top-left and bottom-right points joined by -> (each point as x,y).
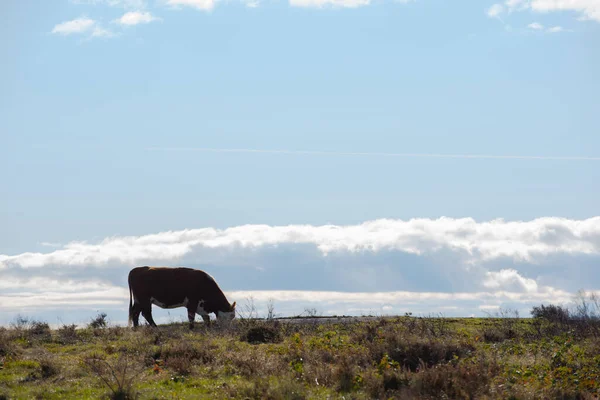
3,311 -> 600,399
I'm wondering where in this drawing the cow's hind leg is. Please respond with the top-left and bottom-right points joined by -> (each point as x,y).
131,303 -> 142,328
141,305 -> 158,328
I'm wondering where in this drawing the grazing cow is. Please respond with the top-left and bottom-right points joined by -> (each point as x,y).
128,266 -> 236,329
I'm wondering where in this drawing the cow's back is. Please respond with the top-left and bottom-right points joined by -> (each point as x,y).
128,266 -> 225,309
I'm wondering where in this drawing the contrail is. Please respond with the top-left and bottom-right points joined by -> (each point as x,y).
145,147 -> 600,161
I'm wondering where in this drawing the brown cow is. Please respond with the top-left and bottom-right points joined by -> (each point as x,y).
128,266 -> 236,329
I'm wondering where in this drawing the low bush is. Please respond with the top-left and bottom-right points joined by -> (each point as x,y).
531,304 -> 571,323
83,353 -> 143,400
88,313 -> 108,329
242,325 -> 282,344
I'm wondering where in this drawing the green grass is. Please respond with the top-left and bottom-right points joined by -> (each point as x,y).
2,315 -> 600,399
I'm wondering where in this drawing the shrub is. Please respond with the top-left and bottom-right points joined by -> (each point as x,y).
237,377 -> 307,400
241,325 -> 282,344
162,341 -> 215,364
268,378 -> 307,400
531,304 -> 570,323
57,324 -> 78,343
377,337 -> 474,371
88,313 -> 108,329
83,353 -> 143,400
9,316 -> 51,341
333,356 -> 357,392
160,340 -> 216,375
29,321 -> 51,337
412,355 -> 500,399
39,355 -> 60,379
481,327 -> 506,343
0,328 -> 18,358
165,355 -> 193,376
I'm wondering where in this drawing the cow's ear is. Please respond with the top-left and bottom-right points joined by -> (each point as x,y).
231,301 -> 236,310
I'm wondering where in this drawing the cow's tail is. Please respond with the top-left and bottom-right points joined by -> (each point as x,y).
128,281 -> 133,327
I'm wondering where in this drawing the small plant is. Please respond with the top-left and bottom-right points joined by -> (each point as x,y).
238,296 -> 258,321
266,298 -> 276,320
481,308 -> 520,341
10,315 -> 31,331
84,353 -> 143,400
303,307 -> 321,318
88,312 -> 108,329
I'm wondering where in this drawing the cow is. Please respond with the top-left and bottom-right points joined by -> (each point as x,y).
128,266 -> 236,329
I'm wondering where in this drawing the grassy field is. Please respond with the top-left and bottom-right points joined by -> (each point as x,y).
2,311 -> 600,399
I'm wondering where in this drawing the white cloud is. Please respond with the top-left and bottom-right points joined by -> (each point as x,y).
290,0 -> 370,8
0,277 -> 125,298
51,17 -> 96,35
114,11 -> 160,25
527,22 -> 567,33
92,26 -> 118,37
166,0 -> 216,11
0,288 -> 126,311
505,0 -> 529,12
488,0 -> 600,24
530,0 -> 600,22
40,242 -> 62,248
51,17 -> 116,38
487,3 -> 504,17
227,289 -> 572,304
483,269 -> 539,293
2,217 -> 599,270
479,304 -> 501,311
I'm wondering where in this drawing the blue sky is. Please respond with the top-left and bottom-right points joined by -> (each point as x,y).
1,0 -> 599,325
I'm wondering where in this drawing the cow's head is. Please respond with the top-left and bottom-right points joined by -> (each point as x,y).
217,301 -> 236,323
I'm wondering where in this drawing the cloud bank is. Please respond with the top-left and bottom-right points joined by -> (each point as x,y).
1,217 -> 598,325
2,217 -> 598,269
487,0 -> 600,28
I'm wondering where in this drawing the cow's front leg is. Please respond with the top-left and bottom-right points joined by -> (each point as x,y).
202,314 -> 211,327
